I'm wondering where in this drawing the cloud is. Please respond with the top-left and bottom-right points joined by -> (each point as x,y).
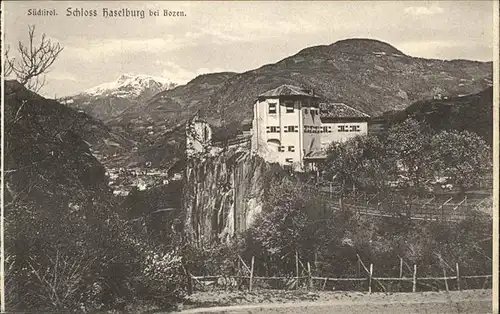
63,36 -> 194,61
404,4 -> 444,16
46,71 -> 78,82
196,16 -> 322,45
396,39 -> 492,61
156,60 -> 228,84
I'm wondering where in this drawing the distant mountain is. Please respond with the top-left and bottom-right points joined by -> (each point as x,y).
133,39 -> 492,133
62,74 -> 177,121
103,72 -> 238,168
61,39 -> 492,169
373,87 -> 493,145
94,38 -> 492,169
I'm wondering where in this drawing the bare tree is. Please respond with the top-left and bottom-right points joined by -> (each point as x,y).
4,45 -> 14,77
5,25 -> 63,93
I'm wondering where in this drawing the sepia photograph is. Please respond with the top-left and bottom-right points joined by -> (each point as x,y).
1,1 -> 498,313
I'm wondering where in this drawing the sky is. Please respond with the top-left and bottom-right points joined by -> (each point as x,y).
3,1 -> 495,98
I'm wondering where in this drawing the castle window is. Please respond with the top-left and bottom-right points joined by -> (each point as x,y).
285,102 -> 294,113
285,158 -> 293,163
268,103 -> 277,114
304,109 -> 309,114
288,146 -> 295,152
267,126 -> 280,133
278,146 -> 285,152
338,125 -> 348,132
322,126 -> 328,133
350,125 -> 360,132
285,125 -> 298,132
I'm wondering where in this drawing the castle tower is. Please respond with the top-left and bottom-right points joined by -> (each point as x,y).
186,114 -> 212,157
251,85 -> 322,170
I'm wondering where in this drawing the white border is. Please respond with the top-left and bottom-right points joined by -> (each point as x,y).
492,0 -> 499,312
1,0 -> 6,310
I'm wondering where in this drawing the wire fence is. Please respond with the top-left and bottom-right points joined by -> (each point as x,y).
313,189 -> 492,222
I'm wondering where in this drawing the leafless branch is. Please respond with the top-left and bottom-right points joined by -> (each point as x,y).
4,45 -> 14,76
6,25 -> 63,93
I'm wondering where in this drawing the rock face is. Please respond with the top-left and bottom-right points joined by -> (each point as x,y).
183,151 -> 268,246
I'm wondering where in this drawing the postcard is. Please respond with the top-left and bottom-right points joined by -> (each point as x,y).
1,1 -> 498,313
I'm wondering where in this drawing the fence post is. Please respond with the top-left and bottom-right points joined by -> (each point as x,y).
399,257 -> 403,278
412,264 -> 417,292
296,251 -> 299,290
368,263 -> 373,293
308,262 -> 312,290
482,276 -> 489,290
181,263 -> 193,295
443,268 -> 449,292
249,256 -> 254,292
456,263 -> 461,291
188,274 -> 193,295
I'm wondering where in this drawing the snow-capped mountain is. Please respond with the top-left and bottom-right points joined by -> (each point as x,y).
62,74 -> 177,121
83,74 -> 175,98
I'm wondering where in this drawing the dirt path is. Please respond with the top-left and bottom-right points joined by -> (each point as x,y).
172,289 -> 492,314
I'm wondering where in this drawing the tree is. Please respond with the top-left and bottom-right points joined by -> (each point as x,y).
322,135 -> 393,193
430,130 -> 492,193
4,25 -> 64,92
245,179 -> 323,276
385,118 -> 434,192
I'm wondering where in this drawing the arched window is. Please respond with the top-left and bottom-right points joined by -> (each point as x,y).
266,139 -> 281,152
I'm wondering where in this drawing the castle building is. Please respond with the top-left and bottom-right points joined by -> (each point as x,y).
318,102 -> 370,149
251,85 -> 322,169
251,85 -> 370,170
186,115 -> 213,157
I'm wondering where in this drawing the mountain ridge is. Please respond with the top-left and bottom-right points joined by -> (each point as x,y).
63,74 -> 177,120
130,38 -> 491,132
63,38 -> 492,169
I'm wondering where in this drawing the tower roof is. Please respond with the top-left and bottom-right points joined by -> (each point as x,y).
258,85 -> 317,98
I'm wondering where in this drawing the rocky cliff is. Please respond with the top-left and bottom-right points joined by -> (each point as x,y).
183,150 -> 269,246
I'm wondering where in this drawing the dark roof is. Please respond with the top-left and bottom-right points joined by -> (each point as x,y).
319,103 -> 370,119
258,85 -> 317,98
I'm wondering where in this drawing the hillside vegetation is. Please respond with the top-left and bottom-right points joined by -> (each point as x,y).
374,87 -> 493,146
4,81 -> 185,312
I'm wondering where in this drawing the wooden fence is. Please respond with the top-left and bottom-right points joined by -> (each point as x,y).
187,254 -> 492,294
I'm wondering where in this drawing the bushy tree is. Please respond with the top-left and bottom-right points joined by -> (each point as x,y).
243,177 -> 331,276
430,130 -> 492,193
385,118 -> 434,191
322,134 -> 393,193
